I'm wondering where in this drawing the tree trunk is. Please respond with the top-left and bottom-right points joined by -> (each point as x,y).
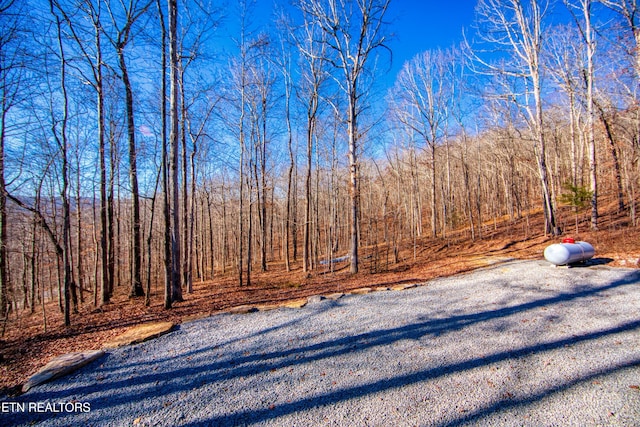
96,28 -> 110,306
186,129 -> 197,292
177,66 -> 194,294
169,0 -> 183,303
246,171 -> 253,287
430,143 -> 437,238
29,208 -> 39,314
206,190 -> 215,279
595,102 -> 625,213
259,94 -> 268,273
533,73 -> 558,236
73,153 -> 82,309
348,95 -> 359,274
146,167 -> 161,306
303,115 -> 313,273
582,0 -> 598,230
285,123 -> 294,272
107,123 -> 116,300
0,100 -> 8,318
52,7 -> 73,327
117,44 -> 144,298
155,0 -> 172,309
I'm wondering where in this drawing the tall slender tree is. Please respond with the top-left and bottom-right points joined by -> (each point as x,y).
293,12 -> 328,273
565,0 -> 598,229
168,0 -> 182,302
155,0 -> 172,309
274,30 -> 295,272
49,0 -> 74,326
297,0 -> 391,273
105,0 -> 150,297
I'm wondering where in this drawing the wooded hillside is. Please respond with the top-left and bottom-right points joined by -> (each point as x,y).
0,0 -> 638,337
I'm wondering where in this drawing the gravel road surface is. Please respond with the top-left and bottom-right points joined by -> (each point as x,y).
2,259 -> 640,426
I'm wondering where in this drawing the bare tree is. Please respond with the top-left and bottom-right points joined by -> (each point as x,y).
247,39 -> 275,274
227,1 -> 253,287
297,0 -> 391,273
473,0 -> 560,235
168,0 -> 182,303
154,0 -> 172,309
104,0 -> 151,298
274,31 -> 295,272
292,12 -> 329,272
565,0 -> 598,229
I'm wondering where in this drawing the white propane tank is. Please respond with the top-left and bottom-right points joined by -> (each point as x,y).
543,238 -> 595,266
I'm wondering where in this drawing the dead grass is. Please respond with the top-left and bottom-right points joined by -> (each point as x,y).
0,204 -> 638,396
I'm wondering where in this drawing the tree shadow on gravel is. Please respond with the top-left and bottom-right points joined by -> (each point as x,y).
439,357 -> 640,427
178,324 -> 640,427
6,270 -> 640,426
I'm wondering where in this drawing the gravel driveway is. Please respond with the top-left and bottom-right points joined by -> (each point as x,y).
3,259 -> 640,426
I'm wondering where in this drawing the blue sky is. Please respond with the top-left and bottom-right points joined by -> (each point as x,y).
387,1 -> 477,76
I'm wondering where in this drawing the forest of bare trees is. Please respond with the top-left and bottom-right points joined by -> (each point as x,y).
0,0 -> 638,329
